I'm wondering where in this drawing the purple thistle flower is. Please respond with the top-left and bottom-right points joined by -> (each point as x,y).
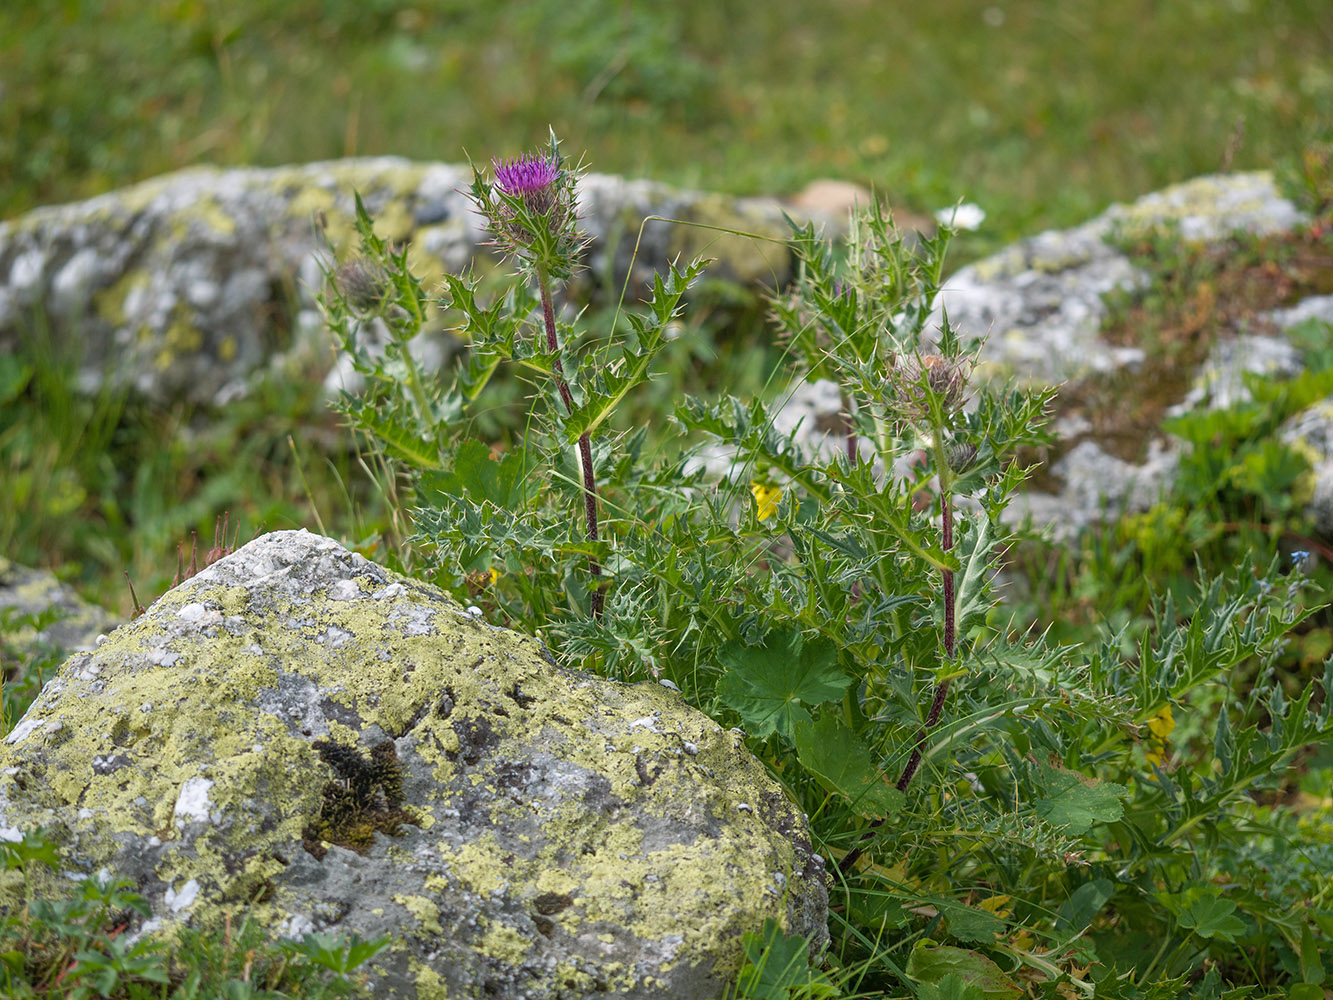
478,146 -> 581,275
493,154 -> 559,200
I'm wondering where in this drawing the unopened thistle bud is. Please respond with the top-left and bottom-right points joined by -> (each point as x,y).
334,256 -> 390,311
947,442 -> 979,473
888,353 -> 971,420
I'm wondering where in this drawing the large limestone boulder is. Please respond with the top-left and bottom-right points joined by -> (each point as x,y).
0,160 -> 796,408
0,530 -> 827,999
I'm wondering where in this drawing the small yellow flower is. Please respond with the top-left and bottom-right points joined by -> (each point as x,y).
464,567 -> 501,592
750,481 -> 782,522
1145,704 -> 1175,767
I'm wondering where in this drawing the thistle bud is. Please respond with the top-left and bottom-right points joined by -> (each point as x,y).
334,256 -> 390,311
888,353 -> 971,420
947,442 -> 979,473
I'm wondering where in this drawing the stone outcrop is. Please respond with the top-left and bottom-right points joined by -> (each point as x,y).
0,530 -> 826,999
938,172 -> 1329,538
0,557 -> 118,659
934,171 -> 1307,388
0,160 -> 798,408
779,172 -> 1333,538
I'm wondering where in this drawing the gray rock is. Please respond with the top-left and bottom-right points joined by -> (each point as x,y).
1280,399 -> 1333,534
1166,333 -> 1305,416
934,172 -> 1307,389
0,557 -> 119,658
1003,439 -> 1181,542
918,172 -> 1329,536
0,530 -> 826,1000
1266,293 -> 1333,331
0,161 -> 797,408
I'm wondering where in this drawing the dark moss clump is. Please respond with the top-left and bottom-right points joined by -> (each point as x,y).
302,739 -> 414,860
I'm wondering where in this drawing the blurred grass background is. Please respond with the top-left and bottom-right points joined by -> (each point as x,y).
2,0 -> 1330,257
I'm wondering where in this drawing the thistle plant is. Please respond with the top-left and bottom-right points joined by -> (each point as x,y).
468,133 -> 604,616
322,136 -> 1333,999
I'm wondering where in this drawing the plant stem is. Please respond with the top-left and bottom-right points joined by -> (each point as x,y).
893,494 -> 954,789
841,389 -> 857,466
537,267 -> 604,618
837,490 -> 955,876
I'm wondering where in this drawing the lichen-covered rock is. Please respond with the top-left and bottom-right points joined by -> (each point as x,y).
912,171 -> 1333,536
933,172 -> 1308,390
0,161 -> 798,408
0,530 -> 827,999
0,557 -> 119,658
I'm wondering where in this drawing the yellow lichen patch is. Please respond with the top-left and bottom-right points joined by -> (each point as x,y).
553,962 -> 596,993
373,199 -> 415,244
93,269 -> 148,326
394,894 -> 443,935
447,838 -> 517,897
480,920 -> 533,964
189,196 -> 238,237
164,309 -> 204,352
412,961 -> 450,1000
288,185 -> 338,226
669,193 -> 790,285
535,868 -> 579,897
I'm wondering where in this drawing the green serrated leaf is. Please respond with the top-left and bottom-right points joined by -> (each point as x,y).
1033,760 -> 1127,835
0,828 -> 61,871
940,902 -> 1006,945
1181,897 -> 1246,941
918,973 -> 985,1000
423,439 -> 537,509
716,627 -> 849,741
793,715 -> 904,818
342,398 -> 444,471
1158,886 -> 1247,943
906,941 -> 1022,1000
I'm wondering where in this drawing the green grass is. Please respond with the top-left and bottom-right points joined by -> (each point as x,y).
0,316 -> 393,617
2,0 -> 1330,258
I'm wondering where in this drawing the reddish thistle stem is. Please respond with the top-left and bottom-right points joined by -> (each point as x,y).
838,493 -> 955,875
537,270 -> 604,618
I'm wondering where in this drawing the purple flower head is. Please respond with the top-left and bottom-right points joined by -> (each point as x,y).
475,141 -> 583,276
493,154 -> 559,199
